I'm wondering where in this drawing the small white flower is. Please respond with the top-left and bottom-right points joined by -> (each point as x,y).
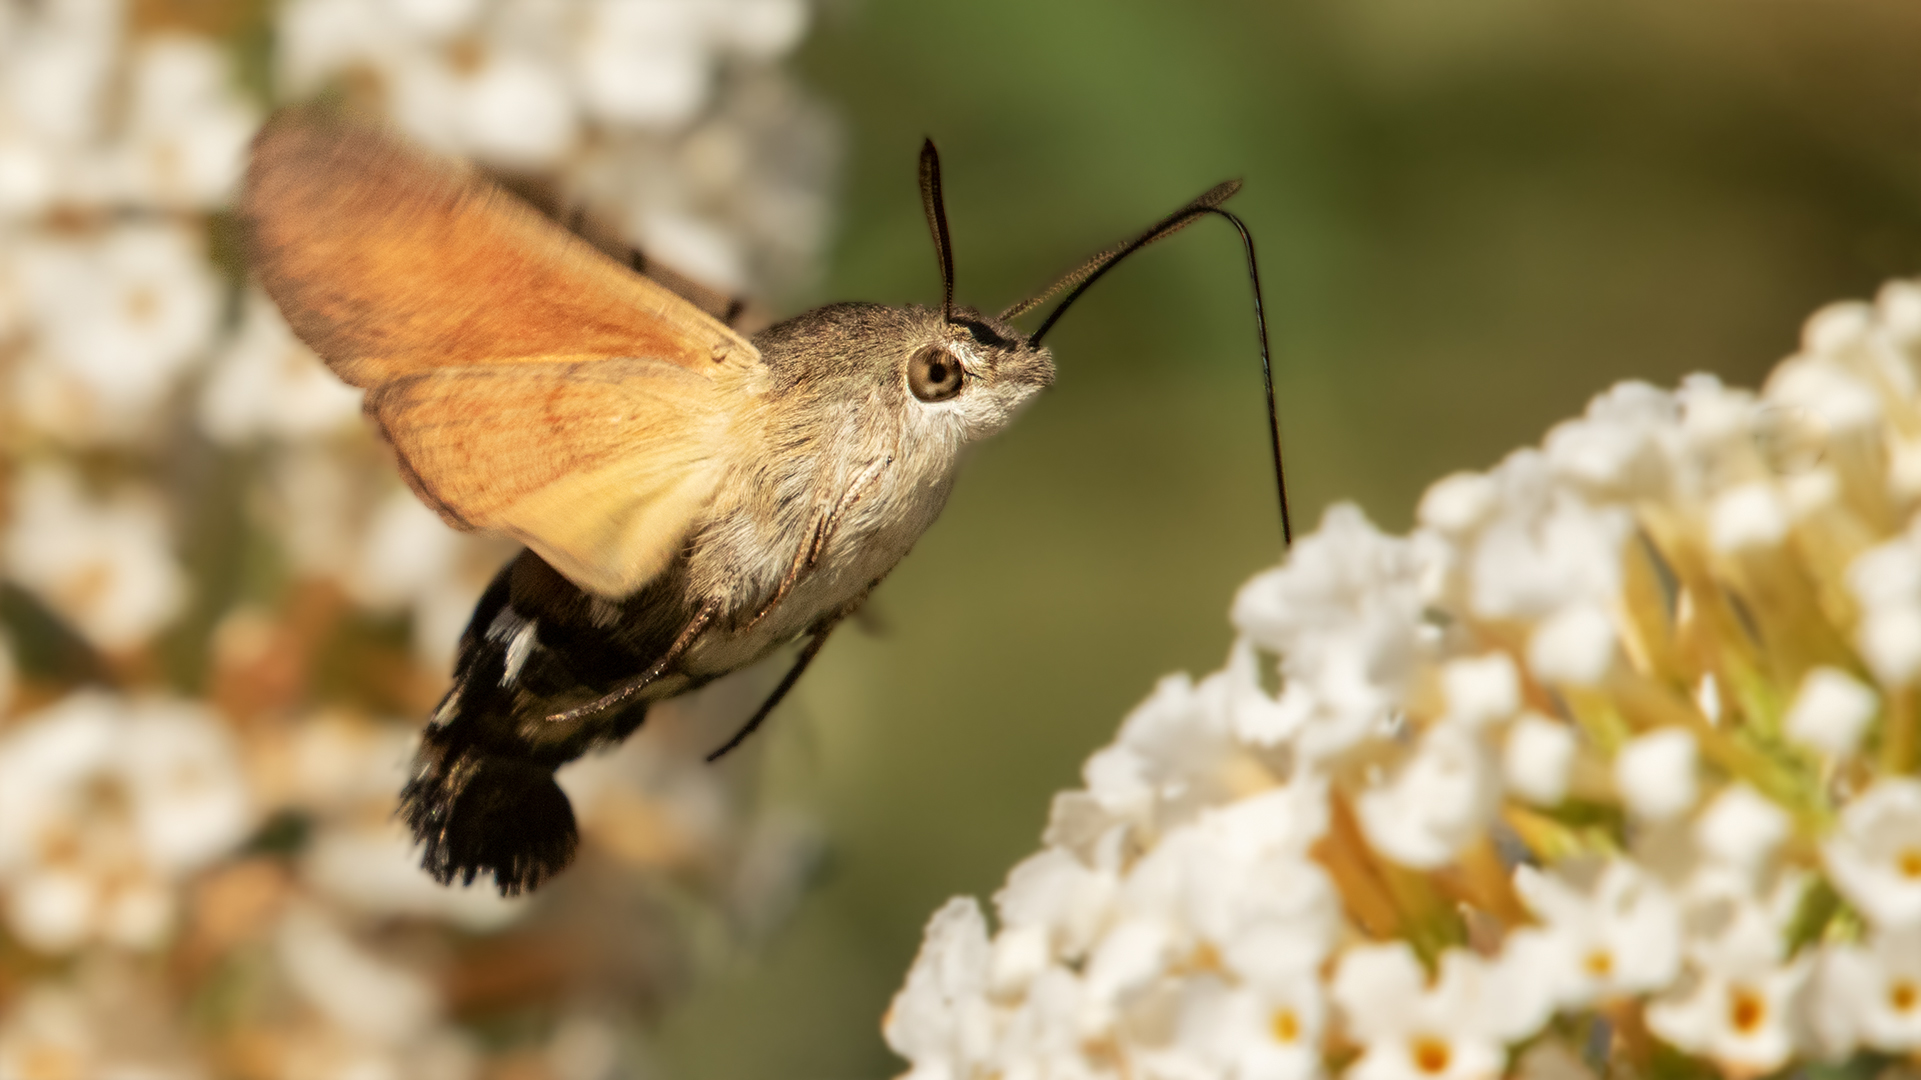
1693,785 -> 1791,874
0,11 -> 113,216
1232,504 -> 1426,763
120,697 -> 254,873
0,980 -> 203,1080
1503,713 -> 1576,806
112,34 -> 259,208
1441,653 -> 1519,728
3,464 -> 188,651
1357,722 -> 1497,869
1512,859 -> 1682,1006
458,54 -> 579,168
347,489 -> 499,669
1542,382 -> 1677,498
992,965 -> 1089,1080
995,847 -> 1119,963
713,0 -> 810,58
1117,785 -> 1339,984
12,222 -> 220,442
1464,461 -> 1630,622
1077,668 -> 1245,833
0,692 -> 252,952
1613,728 -> 1698,822
989,923 -> 1050,998
1851,540 -> 1921,606
277,0 -> 392,97
577,0 -> 712,128
1823,778 -> 1921,930
628,208 -> 748,292
393,0 -> 481,38
277,904 -> 442,1044
1143,974 -> 1325,1080
198,291 -> 365,442
1783,668 -> 1875,759
1527,603 -> 1617,687
1709,482 -> 1790,553
1644,955 -> 1812,1074
1849,539 -> 1921,687
392,47 -> 579,169
1417,471 -> 1497,536
1857,606 -> 1921,689
1814,929 -> 1921,1054
1081,915 -> 1176,1031
885,898 -> 998,1076
1767,353 -> 1882,435
1333,944 -> 1538,1080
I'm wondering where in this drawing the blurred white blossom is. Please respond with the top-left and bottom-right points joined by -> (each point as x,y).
200,290 -> 366,443
112,34 -> 258,208
11,222 -> 220,443
4,464 -> 187,651
1824,778 -> 1921,930
0,0 -> 836,1071
0,692 -> 253,952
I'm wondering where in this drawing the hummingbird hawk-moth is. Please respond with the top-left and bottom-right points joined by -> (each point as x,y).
242,109 -> 1286,895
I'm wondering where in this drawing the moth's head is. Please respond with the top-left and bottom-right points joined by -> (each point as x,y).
896,303 -> 1055,440
751,301 -> 1053,446
898,137 -> 1242,425
755,141 -> 1240,461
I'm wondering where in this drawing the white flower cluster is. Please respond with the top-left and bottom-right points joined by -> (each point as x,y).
0,691 -> 252,953
278,0 -> 835,290
0,0 -> 838,1073
888,281 -> 1921,1080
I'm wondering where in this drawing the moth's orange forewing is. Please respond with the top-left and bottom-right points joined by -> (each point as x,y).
243,111 -> 763,597
244,110 -> 757,385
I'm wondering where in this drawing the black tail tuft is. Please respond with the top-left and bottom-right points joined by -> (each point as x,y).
401,740 -> 578,897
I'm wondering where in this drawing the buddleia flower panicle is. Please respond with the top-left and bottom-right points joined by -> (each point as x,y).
888,280 -> 1921,1080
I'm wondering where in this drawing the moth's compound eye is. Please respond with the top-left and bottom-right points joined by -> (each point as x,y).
908,345 -> 965,402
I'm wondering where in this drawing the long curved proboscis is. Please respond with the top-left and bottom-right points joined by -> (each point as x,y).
919,139 -> 956,324
1007,180 -> 1292,547
1006,179 -> 1240,336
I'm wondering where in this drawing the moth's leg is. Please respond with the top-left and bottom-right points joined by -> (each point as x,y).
542,598 -> 719,724
705,616 -> 846,762
737,457 -> 891,635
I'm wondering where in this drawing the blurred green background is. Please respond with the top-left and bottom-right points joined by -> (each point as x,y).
659,0 -> 1921,1076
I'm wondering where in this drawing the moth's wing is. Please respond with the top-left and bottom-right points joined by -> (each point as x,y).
369,359 -> 736,598
242,109 -> 760,387
242,110 -> 765,598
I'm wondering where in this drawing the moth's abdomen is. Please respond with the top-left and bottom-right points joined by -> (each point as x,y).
402,551 -> 664,895
402,729 -> 579,896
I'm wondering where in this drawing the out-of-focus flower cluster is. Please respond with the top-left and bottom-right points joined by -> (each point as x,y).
0,0 -> 836,1075
888,281 -> 1921,1080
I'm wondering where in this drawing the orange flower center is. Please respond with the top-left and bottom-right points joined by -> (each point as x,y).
1271,1008 -> 1301,1044
1892,980 -> 1918,1013
1584,949 -> 1614,978
1412,1036 -> 1452,1075
1899,848 -> 1921,880
1728,986 -> 1767,1034
123,285 -> 159,326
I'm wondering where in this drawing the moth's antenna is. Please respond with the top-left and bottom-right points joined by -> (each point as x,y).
1009,182 -> 1291,547
919,138 -> 956,324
